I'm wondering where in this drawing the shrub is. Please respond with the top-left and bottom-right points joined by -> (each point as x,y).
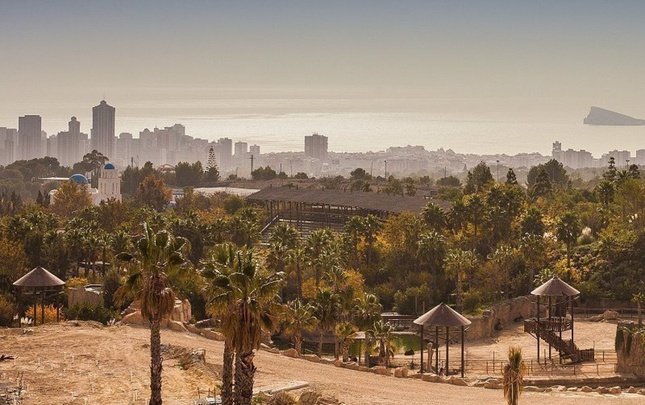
0,294 -> 16,326
267,392 -> 296,405
102,269 -> 122,310
64,303 -> 118,325
25,303 -> 61,324
66,277 -> 89,289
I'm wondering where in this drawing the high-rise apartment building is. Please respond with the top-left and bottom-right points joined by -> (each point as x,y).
217,137 -> 233,170
18,115 -> 43,160
234,141 -> 248,157
57,117 -> 84,166
304,133 -> 328,160
91,100 -> 115,159
250,144 -> 260,157
0,127 -> 18,165
636,149 -> 645,166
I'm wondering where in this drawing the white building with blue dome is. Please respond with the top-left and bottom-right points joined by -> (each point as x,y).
49,163 -> 121,205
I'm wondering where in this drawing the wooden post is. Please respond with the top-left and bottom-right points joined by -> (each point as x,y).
33,296 -> 37,326
445,326 -> 449,375
548,296 -> 552,359
435,326 -> 439,373
420,325 -> 424,373
571,296 -> 575,349
41,288 -> 46,325
461,325 -> 465,377
537,295 -> 540,362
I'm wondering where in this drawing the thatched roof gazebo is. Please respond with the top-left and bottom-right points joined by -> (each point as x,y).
524,276 -> 593,363
13,266 -> 65,325
414,303 -> 471,377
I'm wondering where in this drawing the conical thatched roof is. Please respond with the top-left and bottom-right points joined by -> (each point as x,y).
531,276 -> 580,297
413,303 -> 472,327
13,267 -> 65,289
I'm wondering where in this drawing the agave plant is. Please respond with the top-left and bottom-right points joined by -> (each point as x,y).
503,346 -> 526,405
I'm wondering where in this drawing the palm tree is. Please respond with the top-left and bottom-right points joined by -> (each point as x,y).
555,212 -> 581,267
281,299 -> 318,355
116,223 -> 188,405
208,247 -> 283,405
361,215 -> 381,267
306,229 -> 335,287
503,346 -> 526,405
444,249 -> 478,311
353,293 -> 382,366
368,320 -> 394,367
422,202 -> 446,232
269,223 -> 299,250
313,288 -> 341,357
286,246 -> 306,299
336,322 -> 357,362
201,243 -> 238,405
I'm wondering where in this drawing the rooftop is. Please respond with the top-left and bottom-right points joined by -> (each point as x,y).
248,186 -> 450,214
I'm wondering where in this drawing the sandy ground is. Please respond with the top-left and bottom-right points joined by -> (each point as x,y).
0,321 -> 641,405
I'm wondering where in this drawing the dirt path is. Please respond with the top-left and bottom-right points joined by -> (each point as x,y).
0,323 -> 640,404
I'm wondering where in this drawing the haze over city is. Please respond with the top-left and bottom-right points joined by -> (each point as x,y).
1,1 -> 644,155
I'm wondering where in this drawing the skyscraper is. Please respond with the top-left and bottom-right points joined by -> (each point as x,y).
234,141 -> 248,157
0,127 -> 18,165
57,117 -> 83,166
91,100 -> 115,159
304,133 -> 328,160
18,115 -> 43,160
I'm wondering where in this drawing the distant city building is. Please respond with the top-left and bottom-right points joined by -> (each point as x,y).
636,149 -> 645,166
217,137 -> 233,170
234,141 -> 248,157
305,133 -> 328,160
250,144 -> 260,157
551,141 -> 596,169
0,127 -> 18,165
18,115 -> 42,160
56,117 -> 84,166
602,150 -> 631,168
91,100 -> 116,159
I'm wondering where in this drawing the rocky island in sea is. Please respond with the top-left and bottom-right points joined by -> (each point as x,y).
583,106 -> 645,126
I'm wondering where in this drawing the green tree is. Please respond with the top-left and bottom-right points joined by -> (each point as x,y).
282,299 -> 318,355
206,246 -> 283,405
314,288 -> 341,357
174,161 -> 203,187
527,159 -> 568,190
529,168 -> 552,198
335,322 -> 357,362
506,168 -> 518,185
50,180 -> 92,218
422,202 -> 446,232
555,212 -> 581,267
116,223 -> 188,405
368,320 -> 394,367
444,249 -> 478,310
520,207 -> 545,237
465,162 -> 493,193
136,175 -> 171,211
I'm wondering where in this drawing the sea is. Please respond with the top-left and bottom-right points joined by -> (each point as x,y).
2,91 -> 644,157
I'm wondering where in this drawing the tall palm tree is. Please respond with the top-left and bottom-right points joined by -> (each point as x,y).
286,246 -> 306,299
313,288 -> 341,357
281,299 -> 318,355
201,243 -> 238,405
555,212 -> 581,268
116,223 -> 188,405
361,215 -> 381,267
368,320 -> 394,367
209,248 -> 283,405
444,249 -> 478,311
269,223 -> 299,250
306,229 -> 335,287
352,293 -> 382,366
503,346 -> 526,405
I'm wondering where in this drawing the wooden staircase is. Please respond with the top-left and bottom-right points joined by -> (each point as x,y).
524,318 -> 594,363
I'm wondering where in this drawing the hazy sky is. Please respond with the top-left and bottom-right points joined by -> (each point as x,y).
1,1 -> 645,123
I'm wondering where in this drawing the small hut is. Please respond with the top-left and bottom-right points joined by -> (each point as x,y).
524,276 -> 594,363
414,303 -> 471,377
13,266 -> 65,325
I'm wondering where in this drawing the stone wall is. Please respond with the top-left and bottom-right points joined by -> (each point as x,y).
466,295 -> 538,341
616,323 -> 645,378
